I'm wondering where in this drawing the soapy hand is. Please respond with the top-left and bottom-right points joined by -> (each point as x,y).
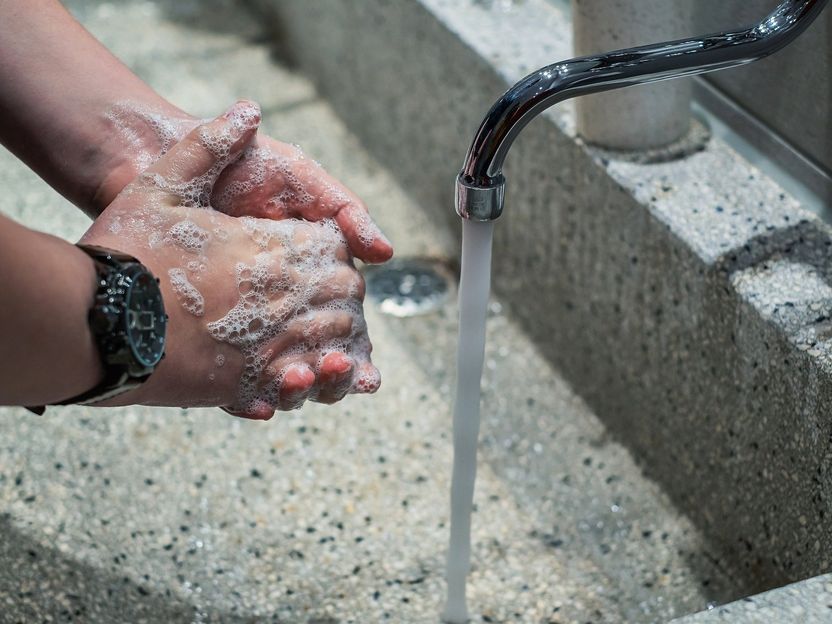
96,104 -> 394,264
83,101 -> 380,420
212,133 -> 394,264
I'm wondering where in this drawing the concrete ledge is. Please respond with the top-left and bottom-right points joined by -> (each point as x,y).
252,0 -> 832,600
671,573 -> 832,623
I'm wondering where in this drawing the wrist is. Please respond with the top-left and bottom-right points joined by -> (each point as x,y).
79,229 -> 240,409
0,218 -> 104,405
62,244 -> 172,409
89,104 -> 198,214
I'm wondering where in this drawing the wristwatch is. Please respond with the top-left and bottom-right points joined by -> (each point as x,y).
27,245 -> 168,414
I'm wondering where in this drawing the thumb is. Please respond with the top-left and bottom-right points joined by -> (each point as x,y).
137,100 -> 261,206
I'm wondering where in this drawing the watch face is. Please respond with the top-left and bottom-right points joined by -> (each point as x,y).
124,269 -> 167,368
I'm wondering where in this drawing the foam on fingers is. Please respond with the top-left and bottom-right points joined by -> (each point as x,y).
278,363 -> 316,411
315,352 -> 355,404
105,101 -> 381,416
335,203 -> 394,264
352,361 -> 382,394
207,136 -> 394,264
139,101 -> 261,206
199,218 -> 378,414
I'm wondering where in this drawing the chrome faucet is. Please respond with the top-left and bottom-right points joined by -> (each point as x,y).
456,0 -> 829,222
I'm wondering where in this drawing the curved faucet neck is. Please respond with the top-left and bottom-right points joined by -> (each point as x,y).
457,0 -> 828,221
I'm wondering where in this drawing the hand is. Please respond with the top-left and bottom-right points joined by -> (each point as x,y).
82,102 -> 380,420
95,105 -> 394,264
211,133 -> 393,264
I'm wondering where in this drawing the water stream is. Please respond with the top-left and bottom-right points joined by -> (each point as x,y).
442,219 -> 495,623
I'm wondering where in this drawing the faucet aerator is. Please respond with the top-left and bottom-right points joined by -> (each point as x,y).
455,174 -> 506,221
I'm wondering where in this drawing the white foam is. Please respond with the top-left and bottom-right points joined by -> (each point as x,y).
165,220 -> 211,253
168,268 -> 205,317
204,217 -> 373,412
105,102 -> 196,170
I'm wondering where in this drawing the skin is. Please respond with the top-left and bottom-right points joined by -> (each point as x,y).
0,0 -> 393,264
0,215 -> 102,406
95,114 -> 395,265
0,1 -> 392,416
0,105 -> 375,418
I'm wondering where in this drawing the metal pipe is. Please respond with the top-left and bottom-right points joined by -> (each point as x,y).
456,0 -> 829,221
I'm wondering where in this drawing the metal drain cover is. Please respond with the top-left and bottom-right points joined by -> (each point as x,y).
364,258 -> 453,317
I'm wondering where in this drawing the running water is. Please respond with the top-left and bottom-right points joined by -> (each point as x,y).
442,219 -> 495,624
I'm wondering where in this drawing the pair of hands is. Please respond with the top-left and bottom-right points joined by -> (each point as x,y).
83,101 -> 393,420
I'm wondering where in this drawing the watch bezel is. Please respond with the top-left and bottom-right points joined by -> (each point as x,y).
122,264 -> 167,370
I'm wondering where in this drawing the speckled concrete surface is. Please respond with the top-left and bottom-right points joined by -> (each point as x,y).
258,0 -> 832,604
0,0 -> 737,622
672,573 -> 832,624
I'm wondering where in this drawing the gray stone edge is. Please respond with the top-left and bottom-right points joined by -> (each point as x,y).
671,573 -> 832,623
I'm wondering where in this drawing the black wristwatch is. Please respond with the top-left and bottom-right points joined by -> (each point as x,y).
27,245 -> 168,414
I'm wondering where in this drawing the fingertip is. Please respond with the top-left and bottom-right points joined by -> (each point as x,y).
222,99 -> 261,126
320,352 -> 354,378
257,407 -> 277,421
221,100 -> 261,148
364,236 -> 394,264
315,352 -> 356,404
221,401 -> 275,421
278,363 -> 315,411
352,363 -> 381,394
335,205 -> 394,264
281,364 -> 316,394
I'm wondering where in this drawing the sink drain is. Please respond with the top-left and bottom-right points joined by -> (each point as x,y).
364,258 -> 453,317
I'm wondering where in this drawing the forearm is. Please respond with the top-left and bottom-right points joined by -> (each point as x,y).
0,213 -> 103,405
0,0 -> 191,216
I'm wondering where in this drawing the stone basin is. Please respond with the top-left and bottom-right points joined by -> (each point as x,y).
2,1 -> 832,622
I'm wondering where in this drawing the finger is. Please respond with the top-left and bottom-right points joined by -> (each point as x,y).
261,309 -> 354,357
213,141 -> 327,219
314,352 -> 355,404
212,153 -> 289,218
221,399 -> 275,421
139,100 -> 261,203
277,363 -> 316,411
301,169 -> 394,263
213,141 -> 394,263
334,203 -> 394,264
309,266 -> 365,305
351,361 -> 382,394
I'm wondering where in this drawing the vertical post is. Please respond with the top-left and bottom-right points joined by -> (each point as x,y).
572,0 -> 694,150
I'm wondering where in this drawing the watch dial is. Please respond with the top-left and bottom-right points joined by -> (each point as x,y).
125,270 -> 167,368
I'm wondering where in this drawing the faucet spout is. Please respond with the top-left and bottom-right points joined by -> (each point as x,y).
456,0 -> 829,221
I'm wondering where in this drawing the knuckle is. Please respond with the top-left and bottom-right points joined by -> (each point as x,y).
352,272 -> 366,300
334,312 -> 354,336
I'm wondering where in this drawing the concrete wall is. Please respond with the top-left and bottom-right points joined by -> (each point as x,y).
696,0 -> 832,176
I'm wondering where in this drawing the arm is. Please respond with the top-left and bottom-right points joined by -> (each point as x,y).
0,0 -> 187,215
0,213 -> 103,405
0,0 -> 393,263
